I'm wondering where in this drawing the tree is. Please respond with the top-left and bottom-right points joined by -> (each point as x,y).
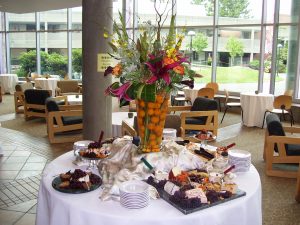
191,0 -> 250,18
225,37 -> 244,66
46,53 -> 68,76
192,33 -> 208,55
72,49 -> 82,73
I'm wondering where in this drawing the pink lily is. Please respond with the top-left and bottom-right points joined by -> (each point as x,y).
105,82 -> 132,101
145,56 -> 189,85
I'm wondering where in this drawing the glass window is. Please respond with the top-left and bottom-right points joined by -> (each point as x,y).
266,0 -> 275,23
218,0 -> 262,25
72,31 -> 82,79
274,25 -> 299,96
9,32 -> 36,75
40,32 -> 68,76
216,27 -> 261,93
177,0 -> 213,26
7,13 -> 35,31
137,0 -> 173,26
40,9 -> 67,31
72,7 -> 82,30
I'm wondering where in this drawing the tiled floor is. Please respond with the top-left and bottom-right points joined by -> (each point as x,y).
0,124 -> 72,225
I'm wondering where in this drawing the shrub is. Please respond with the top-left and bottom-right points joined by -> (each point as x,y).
249,60 -> 259,70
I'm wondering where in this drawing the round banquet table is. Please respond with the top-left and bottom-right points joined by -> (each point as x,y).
67,94 -> 82,105
34,78 -> 59,96
183,87 -> 200,103
112,112 -> 136,137
36,151 -> 262,225
0,74 -> 19,94
240,92 -> 274,127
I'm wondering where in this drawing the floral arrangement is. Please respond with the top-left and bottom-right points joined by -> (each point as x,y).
104,5 -> 198,104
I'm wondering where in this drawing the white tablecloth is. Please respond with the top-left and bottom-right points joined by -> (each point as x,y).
67,94 -> 82,105
112,112 -> 136,137
183,88 -> 200,103
0,74 -> 18,94
240,92 -> 274,127
36,151 -> 262,225
35,78 -> 59,96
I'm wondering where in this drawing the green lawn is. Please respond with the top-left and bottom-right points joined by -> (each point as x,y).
194,66 -> 284,83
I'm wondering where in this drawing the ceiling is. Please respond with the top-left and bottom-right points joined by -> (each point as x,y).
0,0 -> 82,13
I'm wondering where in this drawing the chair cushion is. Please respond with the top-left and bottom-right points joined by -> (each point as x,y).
266,113 -> 288,153
46,98 -> 60,112
24,89 -> 51,105
266,113 -> 285,136
185,117 -> 206,125
286,144 -> 300,156
62,116 -> 83,125
189,97 -> 218,123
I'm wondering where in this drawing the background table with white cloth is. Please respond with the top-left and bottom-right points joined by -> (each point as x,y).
240,92 -> 274,127
34,78 -> 59,96
0,74 -> 18,94
112,112 -> 136,137
183,87 -> 200,103
67,94 -> 82,105
36,151 -> 262,225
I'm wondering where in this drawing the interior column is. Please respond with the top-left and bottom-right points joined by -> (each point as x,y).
82,0 -> 113,140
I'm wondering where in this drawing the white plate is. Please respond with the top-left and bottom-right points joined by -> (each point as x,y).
228,149 -> 251,158
120,180 -> 149,194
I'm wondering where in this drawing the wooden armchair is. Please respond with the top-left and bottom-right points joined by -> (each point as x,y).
264,113 -> 300,178
168,97 -> 218,141
24,89 -> 52,120
14,82 -> 34,113
46,98 -> 83,143
296,167 -> 300,203
55,80 -> 82,96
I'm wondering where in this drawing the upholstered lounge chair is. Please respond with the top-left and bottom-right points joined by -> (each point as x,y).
46,98 -> 83,143
14,82 -> 34,113
55,80 -> 82,96
168,97 -> 218,141
264,113 -> 300,178
24,89 -> 51,120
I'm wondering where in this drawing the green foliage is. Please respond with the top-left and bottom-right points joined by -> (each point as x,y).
46,53 -> 68,76
72,49 -> 82,73
192,33 -> 208,54
226,37 -> 244,58
249,60 -> 259,70
191,0 -> 250,18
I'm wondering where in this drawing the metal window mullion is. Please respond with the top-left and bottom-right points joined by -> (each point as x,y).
211,0 -> 219,82
294,6 -> 300,99
67,8 -> 72,79
132,0 -> 137,41
258,0 -> 267,93
4,12 -> 10,73
36,12 -> 41,75
269,0 -> 280,94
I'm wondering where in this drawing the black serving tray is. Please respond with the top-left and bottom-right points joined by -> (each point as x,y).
156,188 -> 246,215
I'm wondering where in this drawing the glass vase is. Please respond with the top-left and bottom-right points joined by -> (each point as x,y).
136,94 -> 169,153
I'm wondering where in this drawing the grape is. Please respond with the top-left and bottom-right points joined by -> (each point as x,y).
206,190 -> 219,203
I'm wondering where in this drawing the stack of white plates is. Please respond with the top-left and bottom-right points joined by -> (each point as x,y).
119,180 -> 149,209
228,149 -> 251,172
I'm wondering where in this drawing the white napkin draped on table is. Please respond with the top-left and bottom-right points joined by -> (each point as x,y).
98,137 -> 206,201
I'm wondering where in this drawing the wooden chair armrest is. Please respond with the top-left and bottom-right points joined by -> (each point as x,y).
121,120 -> 137,136
167,105 -> 192,112
58,105 -> 82,111
283,126 -> 300,133
267,135 -> 300,145
48,110 -> 82,119
180,110 -> 218,118
52,96 -> 67,103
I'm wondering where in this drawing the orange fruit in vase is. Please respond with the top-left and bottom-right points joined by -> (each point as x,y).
139,126 -> 145,133
156,95 -> 164,104
150,116 -> 159,124
147,108 -> 154,116
149,140 -> 157,146
139,100 -> 145,107
147,102 -> 155,109
160,113 -> 166,120
154,103 -> 161,109
152,148 -> 160,152
149,134 -> 156,140
154,109 -> 160,116
147,123 -> 155,130
139,110 -> 145,117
